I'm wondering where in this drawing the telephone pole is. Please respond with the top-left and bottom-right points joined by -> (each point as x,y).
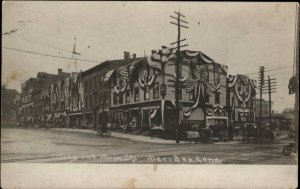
170,11 -> 188,143
258,66 -> 265,137
72,37 -> 81,72
258,74 -> 277,131
267,76 -> 277,129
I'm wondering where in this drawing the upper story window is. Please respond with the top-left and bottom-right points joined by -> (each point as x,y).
215,92 -> 220,104
95,93 -> 98,105
126,89 -> 130,103
104,92 -> 109,107
113,93 -> 118,105
189,90 -> 195,101
144,87 -> 150,101
85,81 -> 88,92
153,83 -> 159,99
134,87 -> 139,102
100,93 -> 103,106
206,71 -> 210,83
119,93 -> 123,104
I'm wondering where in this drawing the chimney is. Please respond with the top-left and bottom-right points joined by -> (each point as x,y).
58,68 -> 63,75
151,50 -> 157,54
124,51 -> 130,60
133,53 -> 136,59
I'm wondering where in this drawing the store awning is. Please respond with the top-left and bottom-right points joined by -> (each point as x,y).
69,112 -> 83,116
141,106 -> 160,110
104,70 -> 115,82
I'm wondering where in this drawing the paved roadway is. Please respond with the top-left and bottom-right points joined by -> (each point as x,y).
1,127 -> 297,164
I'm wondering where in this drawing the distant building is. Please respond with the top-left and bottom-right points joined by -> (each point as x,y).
18,69 -> 70,127
272,108 -> 295,131
255,98 -> 273,126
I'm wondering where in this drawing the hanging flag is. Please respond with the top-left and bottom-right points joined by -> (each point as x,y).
185,79 -> 194,92
119,65 -> 129,79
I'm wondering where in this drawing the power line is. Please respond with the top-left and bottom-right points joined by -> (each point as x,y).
3,46 -> 101,64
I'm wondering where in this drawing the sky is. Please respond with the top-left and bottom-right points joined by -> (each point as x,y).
2,2 -> 298,112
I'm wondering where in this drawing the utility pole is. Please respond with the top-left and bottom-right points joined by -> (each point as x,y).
259,74 -> 277,131
72,37 -> 81,72
170,11 -> 189,143
263,76 -> 277,130
258,66 -> 265,137
267,76 -> 277,129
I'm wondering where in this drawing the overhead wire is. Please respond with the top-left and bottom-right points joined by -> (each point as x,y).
3,46 -> 101,64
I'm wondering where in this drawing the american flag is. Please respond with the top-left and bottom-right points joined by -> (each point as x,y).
119,65 -> 129,79
185,78 -> 194,92
193,65 -> 205,81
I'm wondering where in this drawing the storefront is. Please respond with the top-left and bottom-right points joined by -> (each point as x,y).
206,116 -> 228,139
68,112 -> 83,128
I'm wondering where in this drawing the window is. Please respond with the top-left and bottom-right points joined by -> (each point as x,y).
189,90 -> 195,101
238,100 -> 242,108
205,91 -> 210,103
94,77 -> 96,90
85,81 -> 88,92
144,88 -> 150,100
126,89 -> 130,103
104,92 -> 109,107
89,79 -> 92,91
95,77 -> 99,90
90,95 -> 93,108
86,96 -> 89,109
100,93 -> 103,105
95,93 -> 98,105
215,92 -> 220,104
134,87 -> 139,102
153,83 -> 159,99
206,72 -> 210,82
99,75 -> 103,89
119,94 -> 123,104
113,93 -> 118,105
216,73 -> 220,84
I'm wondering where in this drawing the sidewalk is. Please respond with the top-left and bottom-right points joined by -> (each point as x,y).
51,128 -> 177,144
50,128 -> 242,145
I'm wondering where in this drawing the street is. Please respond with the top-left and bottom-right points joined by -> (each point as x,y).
1,127 -> 297,164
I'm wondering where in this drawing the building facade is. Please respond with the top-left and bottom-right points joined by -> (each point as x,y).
18,69 -> 70,127
15,48 -> 258,141
227,74 -> 257,139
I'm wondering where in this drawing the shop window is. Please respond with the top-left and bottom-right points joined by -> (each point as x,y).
215,92 -> 220,104
153,82 -> 159,99
126,89 -> 130,103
